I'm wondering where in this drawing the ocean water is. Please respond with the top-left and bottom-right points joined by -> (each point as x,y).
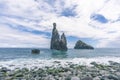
0,48 -> 120,69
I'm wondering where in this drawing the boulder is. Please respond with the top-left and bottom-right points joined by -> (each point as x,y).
107,75 -> 119,80
82,76 -> 93,80
1,67 -> 10,72
31,49 -> 40,54
71,76 -> 80,80
74,40 -> 94,49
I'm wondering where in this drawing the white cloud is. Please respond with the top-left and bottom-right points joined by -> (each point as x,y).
98,0 -> 120,20
0,0 -> 120,48
0,23 -> 50,48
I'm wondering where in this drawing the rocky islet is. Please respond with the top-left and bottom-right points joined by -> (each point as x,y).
74,40 -> 94,49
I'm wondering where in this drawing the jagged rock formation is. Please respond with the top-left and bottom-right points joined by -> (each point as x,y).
74,40 -> 94,49
50,23 -> 68,51
50,23 -> 60,50
60,33 -> 67,51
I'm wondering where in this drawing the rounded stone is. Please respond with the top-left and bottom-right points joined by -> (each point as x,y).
82,76 -> 93,80
71,76 -> 80,80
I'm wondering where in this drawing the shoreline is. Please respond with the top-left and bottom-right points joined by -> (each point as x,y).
0,56 -> 120,69
0,61 -> 120,80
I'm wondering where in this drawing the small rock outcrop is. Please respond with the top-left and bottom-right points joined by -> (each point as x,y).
50,23 -> 68,51
31,49 -> 40,54
74,40 -> 94,49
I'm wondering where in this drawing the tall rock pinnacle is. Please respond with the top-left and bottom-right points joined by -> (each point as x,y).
50,23 -> 68,51
50,23 -> 60,50
60,33 -> 68,51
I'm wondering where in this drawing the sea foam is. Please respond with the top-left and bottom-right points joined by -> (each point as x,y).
0,56 -> 120,70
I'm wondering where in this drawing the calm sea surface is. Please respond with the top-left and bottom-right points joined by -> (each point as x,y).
0,48 -> 120,60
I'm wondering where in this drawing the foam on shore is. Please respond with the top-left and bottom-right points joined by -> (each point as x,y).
0,56 -> 120,70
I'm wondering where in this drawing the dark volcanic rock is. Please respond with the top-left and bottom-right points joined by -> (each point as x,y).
50,23 -> 60,50
74,40 -> 94,49
50,23 -> 68,51
60,33 -> 68,51
31,49 -> 40,54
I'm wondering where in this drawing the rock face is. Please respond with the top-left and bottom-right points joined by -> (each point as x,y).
59,33 -> 67,51
50,23 -> 68,51
50,23 -> 60,50
74,40 -> 94,49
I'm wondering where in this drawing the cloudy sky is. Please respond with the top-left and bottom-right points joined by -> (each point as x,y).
0,0 -> 120,48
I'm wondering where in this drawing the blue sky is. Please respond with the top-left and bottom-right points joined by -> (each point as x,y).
0,0 -> 120,48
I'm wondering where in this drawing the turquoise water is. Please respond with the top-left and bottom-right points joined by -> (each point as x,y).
0,48 -> 120,60
0,48 -> 120,69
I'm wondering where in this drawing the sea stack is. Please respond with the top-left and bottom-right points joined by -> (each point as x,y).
50,23 -> 68,51
74,40 -> 94,49
59,33 -> 67,51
